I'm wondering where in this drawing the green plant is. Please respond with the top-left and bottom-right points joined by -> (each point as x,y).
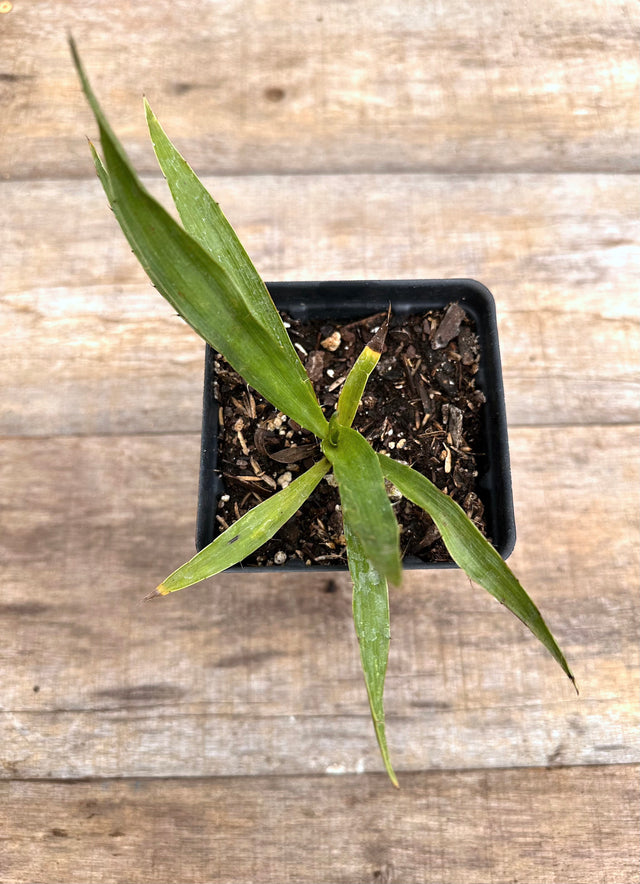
72,40 -> 575,787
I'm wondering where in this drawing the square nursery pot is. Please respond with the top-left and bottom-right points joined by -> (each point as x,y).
196,279 -> 516,570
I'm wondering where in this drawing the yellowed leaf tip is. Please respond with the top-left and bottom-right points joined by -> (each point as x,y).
143,586 -> 167,602
366,311 -> 391,355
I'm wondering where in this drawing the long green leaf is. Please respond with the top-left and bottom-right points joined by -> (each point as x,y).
322,420 -> 402,586
337,315 -> 389,428
144,101 -> 319,402
71,39 -> 328,439
154,458 -> 330,595
379,454 -> 576,688
344,516 -> 398,787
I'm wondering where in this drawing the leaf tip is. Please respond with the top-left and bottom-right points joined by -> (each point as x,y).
367,308 -> 391,355
143,586 -> 167,602
67,32 -> 78,60
569,672 -> 579,696
68,33 -> 88,88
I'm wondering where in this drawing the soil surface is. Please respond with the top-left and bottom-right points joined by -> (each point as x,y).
213,303 -> 488,568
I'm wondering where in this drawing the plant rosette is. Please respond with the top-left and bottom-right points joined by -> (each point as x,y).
72,40 -> 576,787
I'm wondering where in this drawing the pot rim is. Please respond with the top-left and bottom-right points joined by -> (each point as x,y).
196,278 -> 516,570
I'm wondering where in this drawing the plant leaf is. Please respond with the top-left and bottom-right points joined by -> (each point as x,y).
144,101 -> 320,407
337,313 -> 389,428
154,458 -> 331,595
322,420 -> 402,586
379,454 -> 576,688
70,39 -> 328,440
343,515 -> 398,787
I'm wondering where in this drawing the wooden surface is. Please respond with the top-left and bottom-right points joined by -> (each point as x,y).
2,767 -> 638,884
1,1 -> 639,882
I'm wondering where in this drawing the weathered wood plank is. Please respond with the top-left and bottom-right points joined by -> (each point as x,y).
1,174 -> 638,435
1,427 -> 637,779
1,765 -> 637,884
1,0 -> 638,178
2,2 -> 636,878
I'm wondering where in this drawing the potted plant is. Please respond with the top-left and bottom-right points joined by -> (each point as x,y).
72,40 -> 575,787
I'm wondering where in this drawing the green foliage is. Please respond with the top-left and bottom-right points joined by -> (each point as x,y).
156,458 -> 331,596
71,39 -> 327,440
343,516 -> 397,787
72,39 -> 575,787
379,454 -> 576,687
322,418 -> 402,588
336,314 -> 388,428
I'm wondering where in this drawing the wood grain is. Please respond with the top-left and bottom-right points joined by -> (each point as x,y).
1,427 -> 637,779
2,174 -> 638,436
1,0 -> 638,178
1,765 -> 638,884
2,1 -> 638,880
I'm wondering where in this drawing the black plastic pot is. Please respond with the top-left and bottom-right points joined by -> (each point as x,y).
196,279 -> 516,569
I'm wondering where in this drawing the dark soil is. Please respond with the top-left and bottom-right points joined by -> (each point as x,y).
213,303 -> 488,568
